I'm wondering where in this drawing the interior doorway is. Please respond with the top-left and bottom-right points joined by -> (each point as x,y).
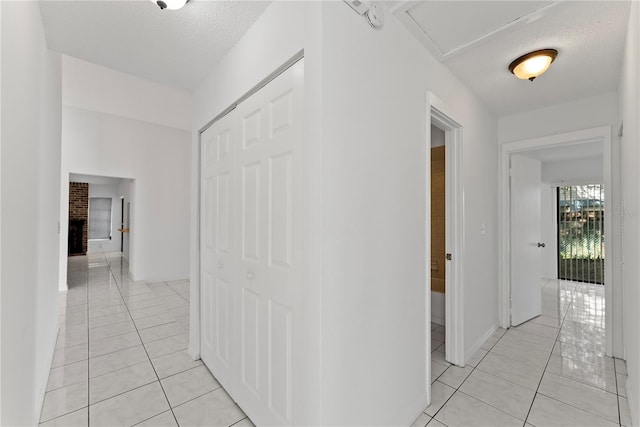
430,125 -> 446,345
427,92 -> 464,370
65,173 -> 133,266
498,126 -> 619,357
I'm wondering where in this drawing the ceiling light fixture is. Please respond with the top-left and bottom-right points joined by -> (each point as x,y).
152,0 -> 188,10
508,49 -> 558,81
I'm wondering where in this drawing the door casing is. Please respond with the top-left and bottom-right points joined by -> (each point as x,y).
427,92 -> 465,370
498,126 -> 618,356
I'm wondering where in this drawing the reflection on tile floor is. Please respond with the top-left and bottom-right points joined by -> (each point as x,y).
45,258 -> 630,427
416,279 -> 630,427
40,253 -> 252,427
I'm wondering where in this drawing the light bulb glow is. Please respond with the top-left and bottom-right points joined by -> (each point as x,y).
509,49 -> 558,81
163,0 -> 187,9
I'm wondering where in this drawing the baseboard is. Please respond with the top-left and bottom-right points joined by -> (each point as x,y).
431,291 -> 445,326
34,325 -> 60,425
465,323 -> 498,363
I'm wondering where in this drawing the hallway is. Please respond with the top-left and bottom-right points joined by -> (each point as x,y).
416,279 -> 631,426
40,254 -> 252,426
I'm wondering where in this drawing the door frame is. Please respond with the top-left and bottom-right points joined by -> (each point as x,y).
498,125 -> 617,356
427,92 -> 465,367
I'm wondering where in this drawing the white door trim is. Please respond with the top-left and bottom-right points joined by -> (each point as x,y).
427,91 -> 465,368
498,126 -> 616,356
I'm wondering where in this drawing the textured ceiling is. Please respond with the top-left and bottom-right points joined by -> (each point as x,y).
398,1 -> 631,116
39,0 -> 271,90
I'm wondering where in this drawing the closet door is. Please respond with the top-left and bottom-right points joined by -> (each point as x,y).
234,59 -> 304,425
200,110 -> 237,388
200,59 -> 304,426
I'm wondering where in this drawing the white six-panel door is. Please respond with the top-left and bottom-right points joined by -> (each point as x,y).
200,59 -> 304,426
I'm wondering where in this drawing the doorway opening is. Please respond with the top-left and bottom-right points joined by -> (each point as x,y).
427,92 -> 464,372
65,173 -> 134,283
430,125 -> 446,352
498,126 -> 618,356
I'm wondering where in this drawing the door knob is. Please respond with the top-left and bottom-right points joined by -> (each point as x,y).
537,242 -> 546,248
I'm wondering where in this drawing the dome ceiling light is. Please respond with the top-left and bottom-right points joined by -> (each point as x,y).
508,49 -> 558,81
151,0 -> 188,10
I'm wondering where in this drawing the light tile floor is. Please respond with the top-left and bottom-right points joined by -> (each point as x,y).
43,256 -> 630,427
417,279 -> 631,427
40,253 -> 252,427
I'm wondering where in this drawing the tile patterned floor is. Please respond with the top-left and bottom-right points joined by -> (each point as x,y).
417,279 -> 631,427
43,256 -> 630,426
40,253 -> 252,427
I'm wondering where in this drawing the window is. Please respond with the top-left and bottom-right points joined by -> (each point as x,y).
89,197 -> 112,240
558,185 -> 604,284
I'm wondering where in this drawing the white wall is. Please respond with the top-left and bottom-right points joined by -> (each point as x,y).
1,2 -> 62,425
431,125 -> 445,147
619,1 -> 640,424
542,156 -> 603,185
59,56 -> 192,288
321,4 -> 497,423
87,182 -> 123,254
193,2 -> 498,425
61,107 -> 190,283
498,92 -> 619,144
62,55 -> 191,131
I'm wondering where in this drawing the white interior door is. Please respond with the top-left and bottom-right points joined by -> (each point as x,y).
200,59 -> 304,426
510,154 -> 543,326
200,111 -> 236,387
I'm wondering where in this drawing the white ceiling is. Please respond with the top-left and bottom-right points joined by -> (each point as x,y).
39,0 -> 271,90
397,1 -> 631,116
39,1 -> 631,116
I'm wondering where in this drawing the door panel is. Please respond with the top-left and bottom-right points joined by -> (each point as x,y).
268,299 -> 292,421
510,154 -> 543,326
200,59 -> 304,426
242,162 -> 262,263
200,113 -> 236,385
269,152 -> 294,269
241,288 -> 260,394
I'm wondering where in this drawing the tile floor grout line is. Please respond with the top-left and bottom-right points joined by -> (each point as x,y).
86,255 -> 92,426
426,327 -> 506,425
40,406 -> 90,425
522,279 -> 575,426
104,258 -> 182,427
229,416 -> 251,427
167,385 -> 224,412
88,379 -> 159,407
